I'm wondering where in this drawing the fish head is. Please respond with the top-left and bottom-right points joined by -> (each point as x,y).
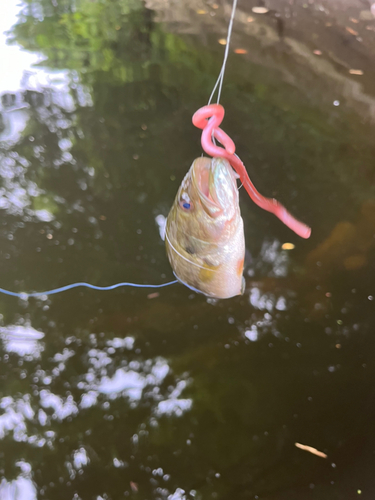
177,156 -> 238,227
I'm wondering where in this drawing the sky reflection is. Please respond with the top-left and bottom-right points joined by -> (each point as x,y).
0,324 -> 44,358
0,475 -> 37,500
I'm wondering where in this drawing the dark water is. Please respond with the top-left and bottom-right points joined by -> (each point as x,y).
1,0 -> 375,498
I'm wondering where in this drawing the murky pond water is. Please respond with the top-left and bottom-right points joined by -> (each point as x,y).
1,1 -> 375,499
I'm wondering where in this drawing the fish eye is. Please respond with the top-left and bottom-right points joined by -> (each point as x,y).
179,199 -> 193,211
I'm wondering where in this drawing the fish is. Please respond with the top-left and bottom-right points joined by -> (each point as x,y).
165,156 -> 245,299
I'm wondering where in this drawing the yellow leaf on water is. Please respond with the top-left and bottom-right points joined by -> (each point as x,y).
251,7 -> 270,14
218,38 -> 227,45
346,26 -> 359,35
295,443 -> 327,458
197,9 -> 207,14
281,243 -> 295,250
252,7 -> 269,14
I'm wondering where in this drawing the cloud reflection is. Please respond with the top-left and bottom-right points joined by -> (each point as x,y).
73,448 -> 89,469
256,240 -> 290,277
98,358 -> 170,400
168,488 -> 187,500
0,324 -> 44,359
0,323 -> 193,497
0,395 -> 34,441
0,476 -> 37,500
39,390 -> 78,420
155,380 -> 192,417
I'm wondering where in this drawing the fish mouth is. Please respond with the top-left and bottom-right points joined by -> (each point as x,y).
192,157 -> 237,217
192,158 -> 217,199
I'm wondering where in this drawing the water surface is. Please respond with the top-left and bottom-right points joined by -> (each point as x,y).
1,1 -> 375,499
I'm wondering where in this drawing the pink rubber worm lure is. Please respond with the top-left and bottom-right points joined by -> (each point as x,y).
192,104 -> 311,239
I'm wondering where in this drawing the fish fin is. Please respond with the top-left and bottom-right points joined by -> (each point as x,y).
241,276 -> 246,295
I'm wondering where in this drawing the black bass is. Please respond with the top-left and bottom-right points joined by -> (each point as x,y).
165,157 -> 245,299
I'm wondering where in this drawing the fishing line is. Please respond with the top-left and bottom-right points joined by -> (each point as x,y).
0,280 -> 178,299
165,230 -> 218,272
208,0 -> 238,105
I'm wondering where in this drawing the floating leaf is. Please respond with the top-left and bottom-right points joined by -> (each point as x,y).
252,7 -> 269,14
281,243 -> 295,250
130,482 -> 138,492
349,69 -> 364,75
295,443 -> 327,458
346,26 -> 359,35
234,48 -> 247,54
